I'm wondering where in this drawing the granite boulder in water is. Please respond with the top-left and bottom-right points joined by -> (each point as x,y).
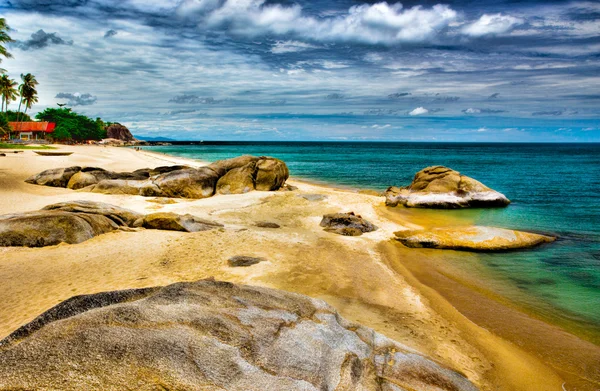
385,166 -> 510,209
0,279 -> 479,391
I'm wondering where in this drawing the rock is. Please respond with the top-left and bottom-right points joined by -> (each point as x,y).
385,166 -> 510,209
67,171 -> 101,190
228,255 -> 266,267
0,280 -> 478,391
394,226 -> 556,252
142,212 -> 223,232
255,221 -> 281,229
42,200 -> 143,227
90,179 -> 165,197
0,210 -> 119,247
216,162 -> 256,195
255,156 -> 289,191
0,153 -> 5,157
25,166 -> 81,187
320,212 -> 378,236
25,156 -> 290,199
208,155 -> 258,177
0,201 -> 222,247
106,123 -> 135,142
153,167 -> 220,199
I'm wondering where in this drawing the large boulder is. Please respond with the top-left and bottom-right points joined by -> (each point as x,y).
255,156 -> 289,191
153,167 -> 220,199
0,279 -> 478,391
0,210 -> 118,247
320,212 -> 378,236
216,163 -> 256,194
394,226 -> 555,252
0,201 -> 222,247
106,123 -> 135,142
140,212 -> 223,232
42,200 -> 143,227
90,179 -> 165,197
25,166 -> 81,187
386,166 -> 510,209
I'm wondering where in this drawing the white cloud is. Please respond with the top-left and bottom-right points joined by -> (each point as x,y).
464,108 -> 481,114
476,127 -> 489,132
204,1 -> 458,44
271,40 -> 318,54
462,14 -> 523,37
409,107 -> 429,116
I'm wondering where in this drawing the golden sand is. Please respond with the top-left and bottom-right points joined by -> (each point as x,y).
0,145 -> 597,390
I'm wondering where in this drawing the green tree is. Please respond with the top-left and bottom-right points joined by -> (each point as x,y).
0,113 -> 10,137
4,110 -> 31,122
17,73 -> 38,122
0,18 -> 13,68
0,74 -> 17,113
36,107 -> 107,141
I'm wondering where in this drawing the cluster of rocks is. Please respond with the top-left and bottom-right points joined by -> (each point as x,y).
320,212 -> 378,236
386,166 -> 510,209
0,200 -> 222,247
395,226 -> 555,252
25,155 -> 290,199
0,279 -> 479,391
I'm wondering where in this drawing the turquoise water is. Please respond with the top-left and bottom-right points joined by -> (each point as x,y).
147,142 -> 600,332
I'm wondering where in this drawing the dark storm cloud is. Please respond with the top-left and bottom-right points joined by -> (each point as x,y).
104,29 -> 117,38
325,93 -> 344,100
488,93 -> 500,99
16,29 -> 73,50
55,92 -> 97,106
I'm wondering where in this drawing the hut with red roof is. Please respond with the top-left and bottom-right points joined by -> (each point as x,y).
9,122 -> 56,140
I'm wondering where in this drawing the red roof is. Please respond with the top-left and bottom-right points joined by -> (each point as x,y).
9,122 -> 56,133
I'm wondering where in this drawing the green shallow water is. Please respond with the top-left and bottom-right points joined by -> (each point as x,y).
146,142 -> 600,338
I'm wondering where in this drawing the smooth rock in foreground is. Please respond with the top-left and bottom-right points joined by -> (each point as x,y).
0,279 -> 478,391
386,166 -> 510,209
320,212 -> 378,236
394,226 -> 555,252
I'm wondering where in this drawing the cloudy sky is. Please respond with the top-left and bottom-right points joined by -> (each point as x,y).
0,0 -> 599,141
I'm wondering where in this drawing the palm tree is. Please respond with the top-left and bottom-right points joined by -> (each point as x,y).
0,18 -> 12,63
0,74 -> 17,113
17,73 -> 38,124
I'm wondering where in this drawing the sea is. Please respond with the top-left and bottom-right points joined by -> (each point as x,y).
146,142 -> 600,339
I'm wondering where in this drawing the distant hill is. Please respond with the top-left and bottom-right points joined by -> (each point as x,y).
135,136 -> 177,142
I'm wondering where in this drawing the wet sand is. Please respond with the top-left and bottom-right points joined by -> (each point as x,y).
0,145 -> 596,390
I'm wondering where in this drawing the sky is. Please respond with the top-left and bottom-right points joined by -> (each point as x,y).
0,0 -> 599,141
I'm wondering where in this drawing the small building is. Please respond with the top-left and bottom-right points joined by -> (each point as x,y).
9,122 -> 56,140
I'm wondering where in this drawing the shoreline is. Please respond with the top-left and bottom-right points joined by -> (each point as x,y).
0,144 -> 598,390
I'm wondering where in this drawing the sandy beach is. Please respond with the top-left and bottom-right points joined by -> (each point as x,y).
1,145 -> 598,390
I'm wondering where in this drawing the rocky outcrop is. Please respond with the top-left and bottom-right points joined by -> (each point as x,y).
26,155 -> 290,199
320,212 -> 378,236
0,279 -> 479,391
106,123 -> 135,142
394,226 -> 555,252
386,166 -> 510,209
0,201 -> 222,247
